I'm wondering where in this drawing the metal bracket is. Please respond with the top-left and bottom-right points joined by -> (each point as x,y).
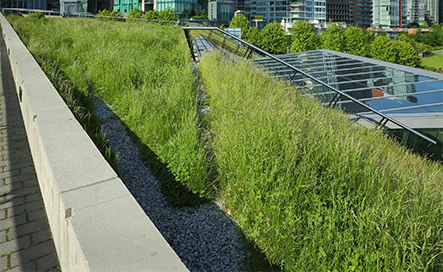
328,93 -> 341,108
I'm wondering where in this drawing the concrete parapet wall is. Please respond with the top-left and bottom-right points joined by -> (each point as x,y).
0,13 -> 188,272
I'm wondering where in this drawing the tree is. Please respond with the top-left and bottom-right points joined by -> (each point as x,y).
344,26 -> 367,56
414,42 -> 433,57
320,23 -> 345,51
397,33 -> 432,57
257,22 -> 287,54
245,27 -> 261,45
396,33 -> 413,42
289,21 -> 320,52
229,14 -> 252,39
393,41 -> 421,67
371,36 -> 396,63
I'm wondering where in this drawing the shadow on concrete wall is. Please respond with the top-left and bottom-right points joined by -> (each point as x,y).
0,25 -> 60,270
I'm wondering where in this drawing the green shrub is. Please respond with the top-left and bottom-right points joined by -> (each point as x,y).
97,9 -> 122,20
142,10 -> 158,20
127,7 -> 142,20
199,52 -> 442,271
27,12 -> 45,19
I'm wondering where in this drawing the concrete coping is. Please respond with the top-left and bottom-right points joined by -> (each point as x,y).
0,13 -> 188,272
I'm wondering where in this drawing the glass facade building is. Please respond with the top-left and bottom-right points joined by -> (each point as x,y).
155,0 -> 198,15
286,0 -> 326,24
113,0 -> 141,12
245,0 -> 290,24
406,0 -> 425,26
208,0 -> 235,25
424,0 -> 439,24
372,0 -> 407,28
1,0 -> 47,9
350,0 -> 372,28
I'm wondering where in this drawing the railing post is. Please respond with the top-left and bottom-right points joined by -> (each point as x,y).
183,29 -> 196,62
328,92 -> 341,108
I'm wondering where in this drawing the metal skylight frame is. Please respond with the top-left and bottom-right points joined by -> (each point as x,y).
182,26 -> 438,146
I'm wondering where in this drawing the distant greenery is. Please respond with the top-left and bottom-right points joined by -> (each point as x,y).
229,13 -> 253,39
98,7 -> 178,22
422,52 -> 443,70
8,15 -> 211,205
97,9 -> 123,20
344,26 -> 367,56
27,12 -> 45,19
371,36 -> 421,67
257,22 -> 287,54
289,21 -> 320,52
200,52 -> 442,272
320,23 -> 345,52
190,9 -> 207,19
229,15 -> 442,69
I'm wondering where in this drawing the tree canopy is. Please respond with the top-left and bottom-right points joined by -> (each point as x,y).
371,36 -> 396,62
229,14 -> 252,39
371,36 -> 420,67
289,21 -> 320,53
344,26 -> 366,56
258,22 -> 287,54
321,23 -> 344,51
393,40 -> 421,67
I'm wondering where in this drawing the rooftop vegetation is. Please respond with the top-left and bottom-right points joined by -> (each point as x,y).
200,52 -> 442,271
8,15 -> 442,271
7,15 -> 212,204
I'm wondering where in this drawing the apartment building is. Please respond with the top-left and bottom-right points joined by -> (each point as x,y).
349,0 -> 372,28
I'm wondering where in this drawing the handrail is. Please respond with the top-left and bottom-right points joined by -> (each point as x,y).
182,26 -> 437,145
2,7 -> 60,15
2,8 -> 187,25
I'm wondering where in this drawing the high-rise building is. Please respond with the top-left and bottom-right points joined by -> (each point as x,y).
155,0 -> 198,15
326,0 -> 350,23
113,0 -> 140,12
406,0 -> 425,25
1,0 -> 47,9
233,0 -> 245,11
440,0 -> 443,23
372,0 -> 408,28
349,0 -> 372,28
286,0 -> 326,24
246,0 -> 290,24
208,0 -> 234,24
424,0 -> 439,24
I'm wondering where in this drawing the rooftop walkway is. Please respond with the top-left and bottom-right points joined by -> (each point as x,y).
0,28 -> 59,271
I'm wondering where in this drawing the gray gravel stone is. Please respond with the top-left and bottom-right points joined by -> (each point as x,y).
93,97 -> 246,272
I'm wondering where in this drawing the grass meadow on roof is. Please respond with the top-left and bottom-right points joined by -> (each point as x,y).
199,52 -> 442,271
8,15 -> 442,271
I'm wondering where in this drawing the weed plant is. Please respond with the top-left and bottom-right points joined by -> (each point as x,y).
7,15 -> 213,203
199,52 -> 442,271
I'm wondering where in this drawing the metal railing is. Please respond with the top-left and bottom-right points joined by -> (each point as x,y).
2,7 -> 60,16
1,8 -> 188,25
182,26 -> 437,146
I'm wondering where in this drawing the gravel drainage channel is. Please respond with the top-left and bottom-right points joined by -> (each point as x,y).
92,96 -> 246,271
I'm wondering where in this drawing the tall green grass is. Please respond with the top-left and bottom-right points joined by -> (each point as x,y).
7,15 -> 213,203
199,52 -> 442,271
8,15 -> 442,270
